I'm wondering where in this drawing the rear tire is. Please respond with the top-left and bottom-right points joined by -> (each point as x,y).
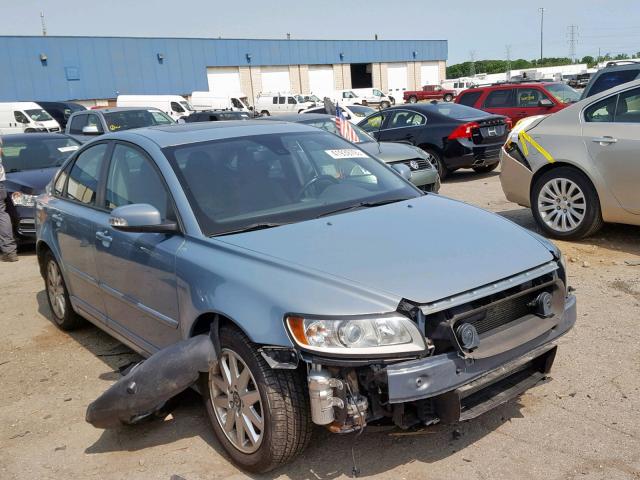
43,251 -> 84,331
472,163 -> 498,174
201,326 -> 312,473
260,110 -> 270,117
444,94 -> 454,102
530,166 -> 604,240
408,96 -> 418,104
380,101 -> 391,109
421,147 -> 448,180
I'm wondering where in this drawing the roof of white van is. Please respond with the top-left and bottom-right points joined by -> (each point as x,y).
0,101 -> 44,108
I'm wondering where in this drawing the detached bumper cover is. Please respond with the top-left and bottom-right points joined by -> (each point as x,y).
386,294 -> 576,405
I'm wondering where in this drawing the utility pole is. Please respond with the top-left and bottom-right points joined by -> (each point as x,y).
505,44 -> 512,72
469,50 -> 476,77
40,11 -> 47,36
567,25 -> 578,62
538,7 -> 545,62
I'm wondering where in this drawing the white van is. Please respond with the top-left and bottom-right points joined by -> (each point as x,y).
254,93 -> 316,116
350,88 -> 393,108
0,102 -> 61,134
116,95 -> 193,121
190,91 -> 252,113
331,90 -> 364,106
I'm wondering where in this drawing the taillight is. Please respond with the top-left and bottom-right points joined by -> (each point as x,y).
448,121 -> 479,140
505,117 -> 513,130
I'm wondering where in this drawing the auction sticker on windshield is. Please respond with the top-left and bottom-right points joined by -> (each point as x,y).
58,146 -> 79,153
325,149 -> 369,159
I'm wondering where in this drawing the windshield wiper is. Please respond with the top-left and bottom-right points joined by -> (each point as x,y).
317,197 -> 413,218
213,222 -> 287,237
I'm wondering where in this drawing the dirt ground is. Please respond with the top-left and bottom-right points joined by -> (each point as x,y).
1,168 -> 639,480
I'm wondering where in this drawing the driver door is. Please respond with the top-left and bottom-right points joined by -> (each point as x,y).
93,142 -> 183,353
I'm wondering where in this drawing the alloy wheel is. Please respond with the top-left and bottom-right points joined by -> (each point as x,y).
46,260 -> 66,319
537,177 -> 586,232
209,349 -> 264,454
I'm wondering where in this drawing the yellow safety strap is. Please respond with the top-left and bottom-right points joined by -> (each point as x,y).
518,130 -> 555,163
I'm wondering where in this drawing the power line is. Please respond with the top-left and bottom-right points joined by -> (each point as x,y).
567,25 -> 578,62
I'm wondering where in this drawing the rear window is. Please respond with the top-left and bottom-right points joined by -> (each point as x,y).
458,91 -> 482,107
588,69 -> 640,97
428,103 -> 486,120
103,110 -> 174,132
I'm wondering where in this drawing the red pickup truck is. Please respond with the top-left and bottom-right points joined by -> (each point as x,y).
404,85 -> 456,103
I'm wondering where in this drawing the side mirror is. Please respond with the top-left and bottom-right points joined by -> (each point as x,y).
82,125 -> 101,135
391,163 -> 412,181
109,204 -> 178,233
539,99 -> 554,108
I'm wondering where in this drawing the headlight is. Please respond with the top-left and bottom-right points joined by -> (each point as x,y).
286,314 -> 426,355
11,192 -> 38,207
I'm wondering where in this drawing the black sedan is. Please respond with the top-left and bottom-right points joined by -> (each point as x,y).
1,133 -> 80,243
357,103 -> 511,179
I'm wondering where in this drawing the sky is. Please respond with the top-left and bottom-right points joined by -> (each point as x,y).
1,0 -> 639,64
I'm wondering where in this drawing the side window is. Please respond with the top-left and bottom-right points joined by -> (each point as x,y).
287,97 -> 296,104
614,87 -> 640,123
53,164 -> 71,196
389,111 -> 426,128
272,97 -> 278,104
458,91 -> 482,107
588,70 -> 640,97
14,111 -> 29,124
517,88 -> 550,107
584,95 -> 618,123
65,144 -> 108,205
171,102 -> 185,113
278,97 -> 286,104
87,114 -> 103,132
105,144 -> 173,220
69,115 -> 88,134
359,113 -> 386,132
483,90 -> 515,108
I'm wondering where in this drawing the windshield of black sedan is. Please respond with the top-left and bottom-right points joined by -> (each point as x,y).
164,131 -> 418,236
1,136 -> 80,172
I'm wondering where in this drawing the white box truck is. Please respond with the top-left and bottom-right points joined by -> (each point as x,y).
190,91 -> 252,113
116,95 -> 193,121
0,102 -> 62,134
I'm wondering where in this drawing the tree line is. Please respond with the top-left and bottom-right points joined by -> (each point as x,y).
446,53 -> 640,79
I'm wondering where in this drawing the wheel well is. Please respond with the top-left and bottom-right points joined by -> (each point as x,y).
417,143 -> 442,156
530,161 -> 597,201
36,241 -> 52,276
190,312 -> 246,339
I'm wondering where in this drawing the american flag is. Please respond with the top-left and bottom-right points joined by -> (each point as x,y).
335,104 -> 360,143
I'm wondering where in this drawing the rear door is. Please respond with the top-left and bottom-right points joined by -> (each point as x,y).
47,142 -> 111,322
583,86 -> 640,215
481,88 -> 517,120
93,142 -> 183,352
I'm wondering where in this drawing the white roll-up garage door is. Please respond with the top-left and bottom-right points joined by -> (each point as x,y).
420,63 -> 440,86
308,65 -> 335,97
207,67 -> 242,95
260,66 -> 291,93
387,63 -> 408,100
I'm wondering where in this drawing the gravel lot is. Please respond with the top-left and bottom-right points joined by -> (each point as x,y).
1,168 -> 639,480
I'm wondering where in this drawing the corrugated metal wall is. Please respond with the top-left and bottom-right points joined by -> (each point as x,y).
0,36 -> 447,101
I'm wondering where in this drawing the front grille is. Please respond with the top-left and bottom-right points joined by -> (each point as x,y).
462,292 -> 539,335
49,127 -> 60,132
18,218 -> 36,234
402,158 -> 430,171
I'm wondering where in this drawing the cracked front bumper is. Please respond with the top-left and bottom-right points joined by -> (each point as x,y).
385,294 -> 576,408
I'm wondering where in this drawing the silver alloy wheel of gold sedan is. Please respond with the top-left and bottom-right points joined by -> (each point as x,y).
47,259 -> 66,319
209,348 -> 264,453
537,177 -> 587,232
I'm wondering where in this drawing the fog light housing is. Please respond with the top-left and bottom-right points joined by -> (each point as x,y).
530,291 -> 554,318
456,323 -> 479,351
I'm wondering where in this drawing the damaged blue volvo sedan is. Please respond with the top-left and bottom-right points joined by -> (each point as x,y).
35,121 -> 575,473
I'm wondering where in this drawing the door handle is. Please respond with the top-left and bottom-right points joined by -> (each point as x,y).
96,230 -> 112,246
592,136 -> 618,145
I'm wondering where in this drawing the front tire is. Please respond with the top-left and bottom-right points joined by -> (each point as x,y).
43,251 -> 84,331
472,163 -> 498,174
444,94 -> 453,102
408,95 -> 418,104
531,166 -> 603,240
201,326 -> 312,473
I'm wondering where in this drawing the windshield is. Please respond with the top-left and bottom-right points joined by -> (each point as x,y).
180,101 -> 194,112
307,95 -> 321,102
347,105 -> 376,117
103,110 -> 174,131
163,131 -> 418,236
1,136 -> 80,172
545,83 -> 581,103
295,95 -> 306,103
25,109 -> 54,122
301,118 -> 374,143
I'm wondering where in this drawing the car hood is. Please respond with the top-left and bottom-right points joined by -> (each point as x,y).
218,195 -> 554,304
5,167 -> 59,194
358,141 -> 425,164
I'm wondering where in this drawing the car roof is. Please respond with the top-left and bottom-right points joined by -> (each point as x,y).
464,82 -> 562,92
0,132 -> 76,142
261,113 -> 333,122
102,120 -> 324,148
74,107 -> 162,115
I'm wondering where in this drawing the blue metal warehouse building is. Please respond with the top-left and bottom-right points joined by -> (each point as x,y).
0,36 -> 448,104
